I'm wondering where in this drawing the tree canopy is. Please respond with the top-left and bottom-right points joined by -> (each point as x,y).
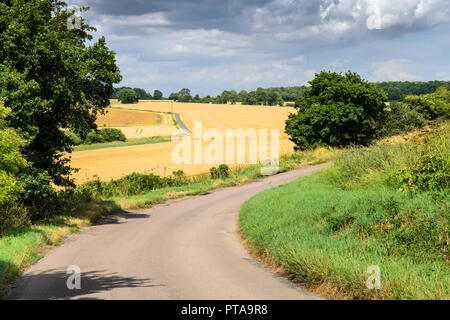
285,71 -> 387,150
0,0 -> 121,187
376,81 -> 448,101
117,88 -> 138,104
0,105 -> 28,209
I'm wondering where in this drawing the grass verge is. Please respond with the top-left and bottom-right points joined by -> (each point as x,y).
239,122 -> 449,300
72,136 -> 171,152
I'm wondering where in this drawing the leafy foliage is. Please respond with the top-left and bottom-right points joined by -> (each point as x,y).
0,105 -> 28,208
0,0 -> 121,188
84,128 -> 127,144
75,172 -> 182,199
153,90 -> 163,100
401,86 -> 450,120
111,87 -> 152,99
210,164 -> 230,179
116,88 -> 138,104
375,101 -> 425,137
376,81 -> 448,101
285,71 -> 387,150
387,128 -> 449,192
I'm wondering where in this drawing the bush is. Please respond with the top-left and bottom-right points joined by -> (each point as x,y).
99,128 -> 126,142
218,164 -> 230,178
375,102 -> 425,137
84,128 -> 127,145
172,170 -> 186,180
285,71 -> 387,150
64,130 -> 83,145
18,169 -> 57,220
0,105 -> 29,231
117,88 -> 138,104
85,130 -> 105,144
210,164 -> 230,179
387,130 -> 449,192
75,172 -> 178,199
402,86 -> 450,120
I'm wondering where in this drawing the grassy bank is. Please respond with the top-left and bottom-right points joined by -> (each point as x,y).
239,122 -> 449,300
0,148 -> 333,297
72,136 -> 171,152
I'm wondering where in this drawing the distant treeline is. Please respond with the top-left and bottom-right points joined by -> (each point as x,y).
111,87 -> 164,101
375,81 -> 448,101
111,80 -> 449,105
167,86 -> 307,106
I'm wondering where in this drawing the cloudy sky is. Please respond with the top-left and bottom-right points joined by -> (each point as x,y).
68,0 -> 450,96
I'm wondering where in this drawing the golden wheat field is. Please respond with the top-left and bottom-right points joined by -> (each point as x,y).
70,101 -> 296,182
96,108 -> 178,139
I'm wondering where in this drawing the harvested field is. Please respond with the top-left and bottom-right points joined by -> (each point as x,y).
70,101 -> 296,182
96,108 -> 171,127
95,108 -> 178,139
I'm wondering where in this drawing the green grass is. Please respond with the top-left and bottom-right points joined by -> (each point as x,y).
0,201 -> 121,295
0,149 -> 333,297
73,136 -> 171,152
239,123 -> 449,300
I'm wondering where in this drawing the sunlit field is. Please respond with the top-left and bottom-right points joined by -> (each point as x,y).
70,101 -> 296,182
96,107 -> 177,139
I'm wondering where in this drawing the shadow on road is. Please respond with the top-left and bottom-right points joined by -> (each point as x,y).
4,268 -> 160,300
95,211 -> 150,225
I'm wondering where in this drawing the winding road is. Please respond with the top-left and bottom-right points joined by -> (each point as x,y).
5,164 -> 327,300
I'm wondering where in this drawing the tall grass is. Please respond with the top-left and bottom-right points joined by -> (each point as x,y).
239,122 -> 449,299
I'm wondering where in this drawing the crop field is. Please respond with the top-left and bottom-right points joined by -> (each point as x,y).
95,108 -> 178,139
70,101 -> 296,182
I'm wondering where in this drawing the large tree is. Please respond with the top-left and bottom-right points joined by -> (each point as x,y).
117,88 -> 138,104
178,88 -> 192,102
285,71 -> 387,150
0,0 -> 121,187
153,89 -> 163,100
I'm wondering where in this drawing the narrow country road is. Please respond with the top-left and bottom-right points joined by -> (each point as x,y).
5,164 -> 328,300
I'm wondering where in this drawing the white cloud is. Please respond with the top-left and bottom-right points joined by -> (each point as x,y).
251,0 -> 450,44
370,59 -> 416,81
291,55 -> 306,63
329,58 -> 351,68
99,12 -> 170,27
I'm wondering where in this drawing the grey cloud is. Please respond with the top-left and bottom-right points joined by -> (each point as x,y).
66,0 -> 450,95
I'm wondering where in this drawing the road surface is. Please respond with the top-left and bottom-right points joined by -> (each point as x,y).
5,164 -> 328,300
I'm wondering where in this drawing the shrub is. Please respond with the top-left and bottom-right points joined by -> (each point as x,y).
64,130 -> 83,145
402,86 -> 450,120
375,102 -> 424,137
75,172 -> 177,199
0,105 -> 29,231
218,164 -> 230,178
285,71 -> 387,150
117,88 -> 138,104
99,128 -> 126,142
172,170 -> 186,180
387,153 -> 449,192
85,130 -> 105,144
84,128 -> 127,145
18,168 -> 57,220
210,167 -> 219,179
387,126 -> 449,192
210,164 -> 230,179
